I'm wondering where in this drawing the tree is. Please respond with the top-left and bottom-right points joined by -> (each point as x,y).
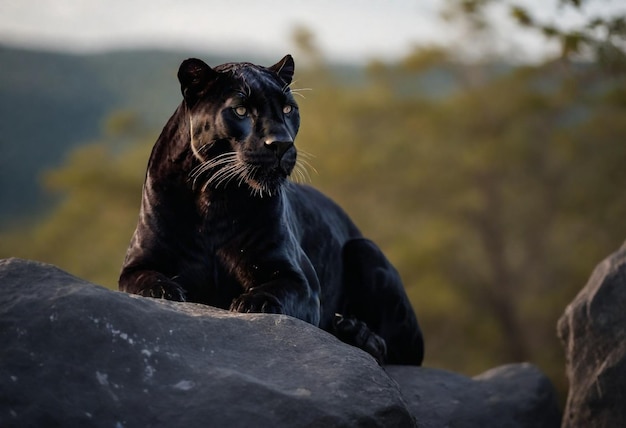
443,0 -> 626,73
295,45 -> 626,397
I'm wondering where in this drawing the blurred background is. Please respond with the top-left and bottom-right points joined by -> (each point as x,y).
1,0 -> 625,404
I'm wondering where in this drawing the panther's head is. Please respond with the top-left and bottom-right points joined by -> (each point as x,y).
178,55 -> 302,197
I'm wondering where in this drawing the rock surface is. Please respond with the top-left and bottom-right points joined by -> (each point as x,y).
388,364 -> 560,428
0,258 -> 560,427
558,241 -> 626,428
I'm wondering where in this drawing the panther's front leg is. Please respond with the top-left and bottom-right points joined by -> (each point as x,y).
230,289 -> 284,314
229,253 -> 321,326
120,269 -> 187,302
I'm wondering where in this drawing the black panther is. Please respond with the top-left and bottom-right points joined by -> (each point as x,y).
119,54 -> 424,365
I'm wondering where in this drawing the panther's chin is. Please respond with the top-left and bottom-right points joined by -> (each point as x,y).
246,170 -> 289,198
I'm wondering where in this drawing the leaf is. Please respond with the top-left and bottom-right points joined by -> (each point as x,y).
541,25 -> 560,38
561,32 -> 585,57
586,17 -> 605,30
559,0 -> 582,8
510,6 -> 534,27
607,16 -> 626,37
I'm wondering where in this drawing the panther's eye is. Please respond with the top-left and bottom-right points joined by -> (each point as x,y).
283,105 -> 293,115
234,106 -> 248,117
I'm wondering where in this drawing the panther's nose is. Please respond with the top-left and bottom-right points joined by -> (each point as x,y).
264,139 -> 294,159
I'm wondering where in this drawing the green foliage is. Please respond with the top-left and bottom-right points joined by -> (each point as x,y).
446,0 -> 626,72
0,128 -> 153,287
294,52 -> 626,399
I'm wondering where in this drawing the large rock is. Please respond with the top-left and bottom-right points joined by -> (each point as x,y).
388,364 -> 560,428
0,258 -> 413,427
0,258 -> 560,427
558,242 -> 626,427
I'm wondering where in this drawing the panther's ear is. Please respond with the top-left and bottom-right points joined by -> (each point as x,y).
177,58 -> 218,106
269,55 -> 295,86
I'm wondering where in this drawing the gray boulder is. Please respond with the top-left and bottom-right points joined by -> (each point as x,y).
558,241 -> 626,427
0,258 -> 560,427
387,364 -> 560,428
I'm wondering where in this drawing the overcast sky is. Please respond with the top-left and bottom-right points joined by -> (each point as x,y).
0,0 -> 624,63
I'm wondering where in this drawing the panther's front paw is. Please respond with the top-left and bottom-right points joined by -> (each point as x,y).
140,281 -> 186,302
333,314 -> 387,365
230,292 -> 284,315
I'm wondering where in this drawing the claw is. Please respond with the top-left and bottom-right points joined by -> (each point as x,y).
230,292 -> 284,315
333,314 -> 387,364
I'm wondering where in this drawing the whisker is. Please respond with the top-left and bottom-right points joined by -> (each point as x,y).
190,152 -> 235,172
290,87 -> 312,99
206,162 -> 244,190
190,154 -> 235,180
291,167 -> 301,183
291,165 -> 306,184
225,163 -> 250,188
300,158 -> 318,175
207,166 -> 234,188
202,165 -> 236,192
189,152 -> 238,191
188,116 -> 211,161
237,163 -> 255,188
299,164 -> 310,182
297,162 -> 311,183
297,149 -> 316,160
295,151 -> 318,178
285,80 -> 312,99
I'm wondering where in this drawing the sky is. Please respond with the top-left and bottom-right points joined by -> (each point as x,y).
0,0 -> 624,63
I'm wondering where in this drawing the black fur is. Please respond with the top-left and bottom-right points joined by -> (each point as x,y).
119,55 -> 424,365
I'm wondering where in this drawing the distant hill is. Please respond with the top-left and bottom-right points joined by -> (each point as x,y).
0,46 -> 270,226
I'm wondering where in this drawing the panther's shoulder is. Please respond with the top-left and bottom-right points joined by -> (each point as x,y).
285,182 -> 360,235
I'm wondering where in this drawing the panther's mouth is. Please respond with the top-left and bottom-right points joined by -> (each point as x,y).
189,146 -> 313,198
245,164 -> 291,197
189,149 -> 292,197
